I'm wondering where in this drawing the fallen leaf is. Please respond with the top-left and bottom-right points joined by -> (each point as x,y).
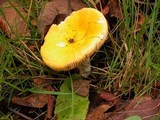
134,12 -> 146,32
151,82 -> 160,97
0,16 -> 9,35
70,0 -> 87,11
0,0 -> 6,5
0,46 -> 4,57
38,0 -> 71,39
156,82 -> 160,88
106,96 -> 160,120
32,76 -> 52,86
137,13 -> 145,26
87,103 -> 111,120
12,93 -> 49,108
107,0 -> 124,19
27,44 -> 37,52
87,92 -> 115,120
73,79 -> 90,97
102,5 -> 109,15
125,96 -> 160,119
12,85 -> 55,108
0,1 -> 30,38
100,91 -> 117,102
30,19 -> 37,26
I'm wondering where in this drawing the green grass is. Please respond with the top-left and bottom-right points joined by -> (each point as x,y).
85,0 -> 160,97
0,0 -> 160,119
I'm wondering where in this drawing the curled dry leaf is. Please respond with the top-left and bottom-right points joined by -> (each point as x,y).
38,0 -> 71,39
0,1 -> 30,39
107,0 -> 124,19
73,79 -> 90,97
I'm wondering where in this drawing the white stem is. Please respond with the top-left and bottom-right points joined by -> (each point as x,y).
77,58 -> 91,78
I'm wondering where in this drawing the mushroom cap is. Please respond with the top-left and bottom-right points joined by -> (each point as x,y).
40,8 -> 108,71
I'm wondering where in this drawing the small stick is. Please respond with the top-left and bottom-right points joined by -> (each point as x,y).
8,107 -> 34,120
45,86 -> 55,120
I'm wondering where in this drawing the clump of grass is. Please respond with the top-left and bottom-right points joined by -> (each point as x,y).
116,0 -> 160,96
90,0 -> 160,97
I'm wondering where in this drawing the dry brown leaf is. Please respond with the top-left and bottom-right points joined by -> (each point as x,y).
12,93 -> 49,108
100,91 -> 117,102
70,0 -> 87,11
27,44 -> 37,52
106,96 -> 160,120
0,0 -> 6,5
102,5 -> 109,16
31,19 -> 37,26
73,80 -> 90,97
0,17 -> 9,35
134,13 -> 146,32
38,0 -> 71,39
32,77 -> 45,86
32,77 -> 53,86
137,13 -> 145,26
87,103 -> 111,120
0,1 -> 30,39
87,92 -> 116,120
124,96 -> 160,119
108,0 -> 124,19
0,46 -> 4,57
38,0 -> 87,39
12,85 -> 55,108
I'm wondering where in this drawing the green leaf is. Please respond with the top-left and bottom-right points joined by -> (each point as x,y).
125,115 -> 142,120
55,74 -> 89,120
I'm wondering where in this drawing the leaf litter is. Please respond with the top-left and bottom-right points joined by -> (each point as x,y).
0,1 -> 30,38
106,96 -> 160,120
37,0 -> 87,39
12,77 -> 55,108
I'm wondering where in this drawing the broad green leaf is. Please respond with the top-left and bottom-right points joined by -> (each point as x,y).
55,74 -> 89,120
125,115 -> 142,120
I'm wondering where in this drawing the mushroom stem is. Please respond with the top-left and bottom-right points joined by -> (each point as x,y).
77,57 -> 91,78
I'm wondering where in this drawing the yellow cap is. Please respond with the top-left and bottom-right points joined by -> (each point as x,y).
40,8 -> 108,71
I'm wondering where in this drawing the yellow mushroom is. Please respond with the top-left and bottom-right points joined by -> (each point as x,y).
40,8 -> 108,76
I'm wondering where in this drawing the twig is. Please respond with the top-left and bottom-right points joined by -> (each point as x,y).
8,107 -> 34,120
45,86 -> 55,120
